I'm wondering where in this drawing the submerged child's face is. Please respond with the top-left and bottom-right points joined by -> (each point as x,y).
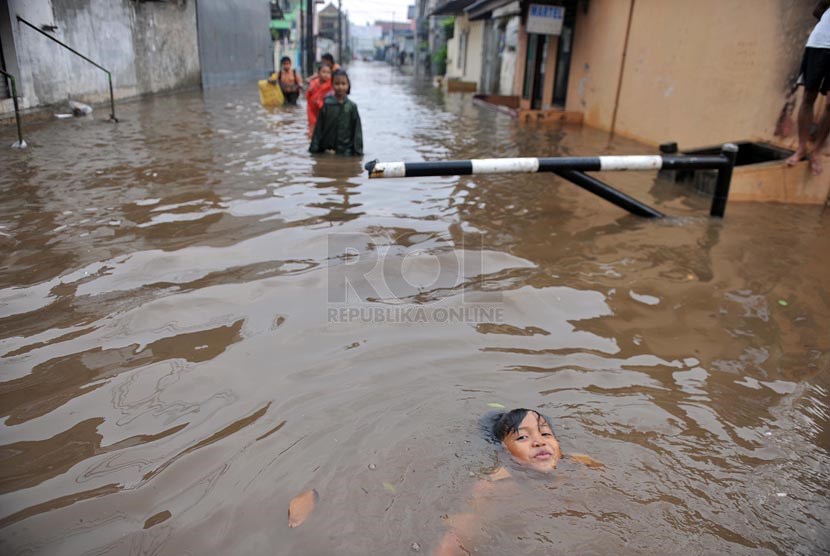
333,76 -> 349,99
501,412 -> 562,472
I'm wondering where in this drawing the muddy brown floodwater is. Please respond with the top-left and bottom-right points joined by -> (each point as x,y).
1,62 -> 829,555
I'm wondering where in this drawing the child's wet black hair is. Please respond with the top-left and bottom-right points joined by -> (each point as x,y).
489,408 -> 553,442
280,56 -> 291,65
331,69 -> 351,94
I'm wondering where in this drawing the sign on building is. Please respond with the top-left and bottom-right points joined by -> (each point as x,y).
526,4 -> 565,35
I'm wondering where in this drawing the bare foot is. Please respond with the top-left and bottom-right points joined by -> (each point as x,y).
786,149 -> 806,166
808,153 -> 823,175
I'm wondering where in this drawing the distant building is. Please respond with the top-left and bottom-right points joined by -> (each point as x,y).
374,20 -> 415,65
318,3 -> 340,41
316,3 -> 349,62
270,0 -> 303,70
351,24 -> 383,60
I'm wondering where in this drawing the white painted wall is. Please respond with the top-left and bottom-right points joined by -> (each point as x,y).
445,15 -> 484,85
499,16 -> 519,95
445,20 -> 461,79
464,19 -> 484,86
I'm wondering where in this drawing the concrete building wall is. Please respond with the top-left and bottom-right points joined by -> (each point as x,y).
540,37 -> 558,110
132,1 -> 201,94
196,0 -> 272,88
465,18 -> 484,86
1,0 -> 200,112
565,0 -> 817,148
563,0 -> 630,132
512,22 -> 528,97
479,19 -> 500,93
446,15 -> 484,86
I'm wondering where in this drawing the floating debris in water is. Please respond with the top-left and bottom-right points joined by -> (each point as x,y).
69,100 -> 93,116
368,463 -> 377,470
570,453 -> 604,469
288,489 -> 318,528
487,402 -> 506,409
143,510 -> 172,530
630,290 -> 661,306
411,542 -> 421,551
777,299 -> 789,306
382,482 -> 396,494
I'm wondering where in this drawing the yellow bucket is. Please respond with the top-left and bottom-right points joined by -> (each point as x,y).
258,79 -> 284,107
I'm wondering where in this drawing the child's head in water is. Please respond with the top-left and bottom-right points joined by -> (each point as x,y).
332,70 -> 351,100
492,408 -> 562,472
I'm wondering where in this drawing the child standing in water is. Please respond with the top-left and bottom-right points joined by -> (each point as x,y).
321,52 -> 340,72
309,70 -> 363,156
306,64 -> 333,137
270,56 -> 303,105
434,408 -> 602,556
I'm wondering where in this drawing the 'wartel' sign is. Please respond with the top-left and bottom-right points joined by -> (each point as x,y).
526,4 -> 565,35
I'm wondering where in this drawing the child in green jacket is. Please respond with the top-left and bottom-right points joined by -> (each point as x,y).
309,70 -> 363,156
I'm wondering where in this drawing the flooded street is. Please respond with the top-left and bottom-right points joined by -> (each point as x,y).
1,61 -> 829,555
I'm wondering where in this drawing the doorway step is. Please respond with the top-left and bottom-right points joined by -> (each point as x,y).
472,94 -> 583,125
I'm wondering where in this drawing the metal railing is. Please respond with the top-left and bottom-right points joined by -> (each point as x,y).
365,144 -> 739,218
16,16 -> 118,122
0,69 -> 25,148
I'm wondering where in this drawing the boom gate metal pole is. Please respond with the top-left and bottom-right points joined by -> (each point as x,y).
366,149 -> 737,219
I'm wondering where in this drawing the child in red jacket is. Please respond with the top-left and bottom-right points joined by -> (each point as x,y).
305,65 -> 333,137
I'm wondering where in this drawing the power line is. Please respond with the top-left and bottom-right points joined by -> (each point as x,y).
341,0 -> 410,21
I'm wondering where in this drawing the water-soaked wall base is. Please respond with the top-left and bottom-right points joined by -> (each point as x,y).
729,162 -> 830,204
195,0 -> 272,88
1,0 -> 200,113
565,0 -> 818,149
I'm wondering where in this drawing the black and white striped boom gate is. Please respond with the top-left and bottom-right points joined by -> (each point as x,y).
365,143 -> 739,218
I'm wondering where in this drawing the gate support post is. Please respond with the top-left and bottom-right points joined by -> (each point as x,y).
710,143 -> 738,217
554,169 -> 664,218
0,70 -> 25,148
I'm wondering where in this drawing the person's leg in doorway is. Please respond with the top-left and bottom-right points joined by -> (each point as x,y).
808,94 -> 830,174
786,87 -> 820,167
